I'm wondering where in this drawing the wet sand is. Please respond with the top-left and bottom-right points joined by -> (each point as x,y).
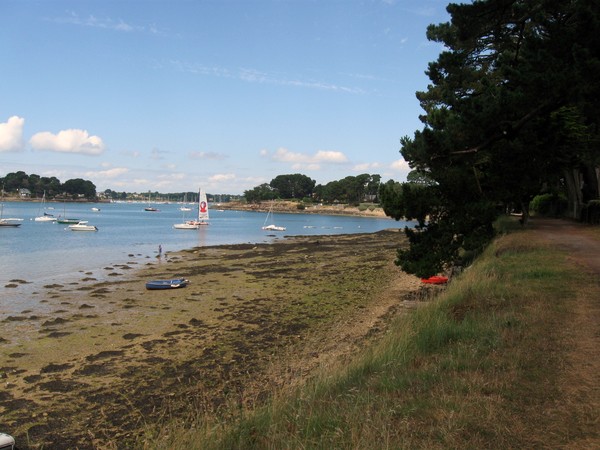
0,230 -> 426,449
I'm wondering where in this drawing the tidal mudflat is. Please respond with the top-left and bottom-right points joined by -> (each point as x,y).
1,230 -> 425,449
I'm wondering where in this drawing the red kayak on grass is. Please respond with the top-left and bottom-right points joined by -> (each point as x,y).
421,275 -> 448,284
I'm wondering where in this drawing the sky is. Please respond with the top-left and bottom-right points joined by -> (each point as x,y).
0,0 -> 450,195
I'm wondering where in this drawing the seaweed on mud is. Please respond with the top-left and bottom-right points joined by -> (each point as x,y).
41,363 -> 74,373
122,333 -> 144,340
140,339 -> 168,351
23,374 -> 43,383
3,315 -> 28,322
189,318 -> 206,327
42,317 -> 69,326
46,331 -> 72,338
38,379 -> 89,393
74,363 -> 114,376
86,350 -> 125,362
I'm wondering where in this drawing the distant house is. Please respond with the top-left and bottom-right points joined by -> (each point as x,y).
18,188 -> 31,198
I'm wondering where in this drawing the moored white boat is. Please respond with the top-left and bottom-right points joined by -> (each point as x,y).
34,212 -> 56,222
174,187 -> 209,229
179,193 -> 192,211
262,201 -> 286,231
0,218 -> 22,227
173,222 -> 199,230
0,192 -> 23,227
68,221 -> 98,231
262,224 -> 286,231
56,200 -> 79,224
34,191 -> 56,221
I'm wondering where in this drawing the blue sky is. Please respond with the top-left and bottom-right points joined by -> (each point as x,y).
0,0 -> 450,195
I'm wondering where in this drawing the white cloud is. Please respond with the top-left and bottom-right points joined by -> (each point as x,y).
30,128 -> 105,155
313,150 -> 348,163
171,61 -> 365,94
51,12 -> 145,33
391,158 -> 410,171
385,158 -> 412,181
120,149 -> 141,158
189,151 -> 227,161
265,147 -> 349,170
150,148 -> 169,160
0,116 -> 25,152
209,173 -> 235,182
353,162 -> 383,171
85,167 -> 129,179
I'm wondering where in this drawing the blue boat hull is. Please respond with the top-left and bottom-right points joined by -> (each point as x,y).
145,278 -> 189,290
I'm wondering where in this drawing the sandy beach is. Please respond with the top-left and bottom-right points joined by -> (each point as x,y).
1,229 -> 426,449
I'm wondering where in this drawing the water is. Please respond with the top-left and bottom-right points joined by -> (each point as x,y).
0,201 -> 412,315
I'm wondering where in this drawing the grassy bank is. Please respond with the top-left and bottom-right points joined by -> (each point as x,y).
143,221 -> 599,448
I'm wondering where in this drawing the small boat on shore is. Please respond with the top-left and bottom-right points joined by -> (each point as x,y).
145,277 -> 189,290
0,431 -> 15,449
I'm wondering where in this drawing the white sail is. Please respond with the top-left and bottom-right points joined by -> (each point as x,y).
198,188 -> 209,223
177,187 -> 209,228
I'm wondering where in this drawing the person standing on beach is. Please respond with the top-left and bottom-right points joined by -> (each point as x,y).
158,244 -> 162,257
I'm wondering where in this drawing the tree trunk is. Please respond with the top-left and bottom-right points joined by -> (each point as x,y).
564,169 -> 584,219
520,200 -> 530,225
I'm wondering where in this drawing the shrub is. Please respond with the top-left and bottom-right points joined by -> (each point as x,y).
581,200 -> 600,224
530,193 -> 567,216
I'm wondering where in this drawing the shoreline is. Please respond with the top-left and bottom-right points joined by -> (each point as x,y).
2,197 -> 389,218
215,200 -> 389,218
0,230 -> 423,449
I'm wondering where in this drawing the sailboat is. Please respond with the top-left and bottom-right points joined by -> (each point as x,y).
186,188 -> 210,227
34,191 -> 57,222
262,201 -> 286,231
56,200 -> 80,224
173,193 -> 198,230
0,189 -> 23,227
144,191 -> 159,212
179,193 -> 191,211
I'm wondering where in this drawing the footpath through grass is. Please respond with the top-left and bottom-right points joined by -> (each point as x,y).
143,220 -> 599,449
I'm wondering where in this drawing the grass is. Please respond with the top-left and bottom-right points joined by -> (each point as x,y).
140,224 -> 598,449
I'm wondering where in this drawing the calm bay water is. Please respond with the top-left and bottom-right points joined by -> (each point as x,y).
0,201 -> 412,315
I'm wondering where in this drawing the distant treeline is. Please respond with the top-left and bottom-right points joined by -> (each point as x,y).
1,171 -> 383,204
244,173 -> 382,205
1,171 -> 97,200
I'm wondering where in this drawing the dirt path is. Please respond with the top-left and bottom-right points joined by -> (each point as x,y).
530,218 -> 600,448
532,218 -> 600,273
